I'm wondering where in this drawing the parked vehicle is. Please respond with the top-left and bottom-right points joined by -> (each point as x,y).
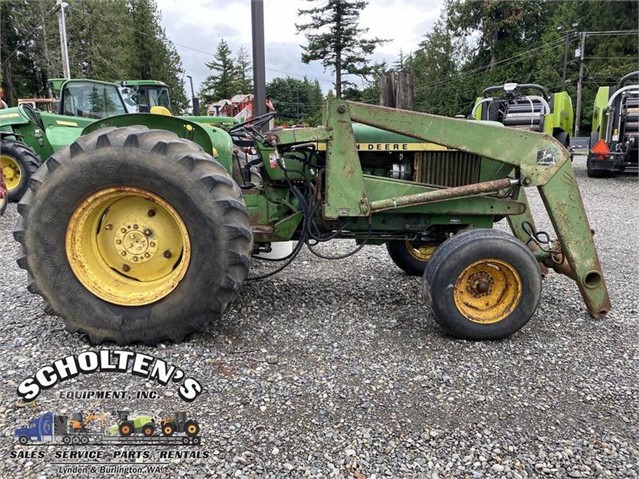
587,71 -> 639,177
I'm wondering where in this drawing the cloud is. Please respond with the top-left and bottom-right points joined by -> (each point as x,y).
155,0 -> 443,96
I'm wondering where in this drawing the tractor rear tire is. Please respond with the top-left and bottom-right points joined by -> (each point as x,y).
0,140 -> 41,202
387,241 -> 438,276
14,126 -> 253,345
119,421 -> 134,437
423,229 -> 541,340
184,420 -> 200,437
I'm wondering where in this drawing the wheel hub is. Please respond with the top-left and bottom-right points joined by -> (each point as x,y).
1,155 -> 21,189
114,224 -> 158,263
66,186 -> 190,306
453,258 -> 522,324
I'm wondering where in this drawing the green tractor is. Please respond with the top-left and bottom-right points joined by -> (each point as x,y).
108,411 -> 156,437
472,82 -> 574,150
0,78 -> 236,202
587,71 -> 639,177
12,99 -> 609,344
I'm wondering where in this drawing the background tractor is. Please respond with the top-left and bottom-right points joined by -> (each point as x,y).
587,71 -> 639,177
0,78 -> 237,202
472,82 -> 574,150
160,411 -> 200,437
13,99 -> 609,344
108,411 -> 156,437
68,412 -> 106,433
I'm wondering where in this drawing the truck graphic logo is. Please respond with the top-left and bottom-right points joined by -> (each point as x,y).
14,411 -> 201,446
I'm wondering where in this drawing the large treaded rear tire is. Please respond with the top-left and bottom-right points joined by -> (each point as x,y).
14,126 -> 253,345
1,140 -> 41,202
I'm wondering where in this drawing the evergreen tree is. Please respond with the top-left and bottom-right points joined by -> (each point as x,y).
127,0 -> 188,113
199,39 -> 238,104
296,0 -> 386,97
234,47 -> 253,94
266,76 -> 324,125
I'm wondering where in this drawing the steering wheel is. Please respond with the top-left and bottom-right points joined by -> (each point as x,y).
18,103 -> 45,130
228,112 -> 276,138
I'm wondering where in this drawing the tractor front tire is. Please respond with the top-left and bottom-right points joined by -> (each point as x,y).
14,126 -> 253,345
142,424 -> 155,437
1,140 -> 41,202
162,423 -> 176,436
423,229 -> 541,340
387,241 -> 438,276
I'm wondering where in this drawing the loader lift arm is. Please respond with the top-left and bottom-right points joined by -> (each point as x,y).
271,100 -> 610,319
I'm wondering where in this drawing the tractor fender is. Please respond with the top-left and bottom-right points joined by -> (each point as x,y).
0,107 -> 31,133
81,113 -> 235,173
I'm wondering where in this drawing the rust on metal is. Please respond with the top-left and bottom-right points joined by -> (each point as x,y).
369,178 -> 518,212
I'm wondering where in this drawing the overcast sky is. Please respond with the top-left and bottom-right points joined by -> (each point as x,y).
154,0 -> 444,97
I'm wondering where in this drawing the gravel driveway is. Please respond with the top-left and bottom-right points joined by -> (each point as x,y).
0,155 -> 637,478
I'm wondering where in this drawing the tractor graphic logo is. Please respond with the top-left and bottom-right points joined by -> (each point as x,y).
15,410 -> 201,446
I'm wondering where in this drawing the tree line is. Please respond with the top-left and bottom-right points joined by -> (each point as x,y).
2,0 -> 637,133
1,0 -> 188,111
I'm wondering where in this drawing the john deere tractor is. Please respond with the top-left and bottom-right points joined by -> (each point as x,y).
587,71 -> 639,177
11,98 -> 609,344
0,78 -> 235,201
472,82 -> 574,150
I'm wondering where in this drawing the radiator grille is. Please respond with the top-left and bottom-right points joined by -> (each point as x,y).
414,151 -> 482,187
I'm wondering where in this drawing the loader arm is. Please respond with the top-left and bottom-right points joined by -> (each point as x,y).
271,100 -> 610,320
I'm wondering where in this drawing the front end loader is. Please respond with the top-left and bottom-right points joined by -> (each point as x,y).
13,100 -> 609,344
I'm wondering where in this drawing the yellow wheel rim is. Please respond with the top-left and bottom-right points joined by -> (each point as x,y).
66,187 -> 191,306
1,154 -> 22,190
453,258 -> 522,324
406,242 -> 437,262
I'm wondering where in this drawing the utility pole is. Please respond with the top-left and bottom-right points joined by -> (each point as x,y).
561,33 -> 569,89
186,75 -> 200,116
575,31 -> 586,137
56,0 -> 71,79
251,0 -> 266,119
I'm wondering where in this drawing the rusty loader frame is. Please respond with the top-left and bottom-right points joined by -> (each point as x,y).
267,101 -> 610,319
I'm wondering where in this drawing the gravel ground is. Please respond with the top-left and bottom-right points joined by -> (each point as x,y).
0,155 -> 637,478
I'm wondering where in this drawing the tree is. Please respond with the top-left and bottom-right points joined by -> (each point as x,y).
296,0 -> 386,97
199,39 -> 238,104
127,0 -> 188,113
266,76 -> 324,125
234,47 -> 253,94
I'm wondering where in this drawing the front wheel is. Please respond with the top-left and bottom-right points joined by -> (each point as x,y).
387,241 -> 439,276
423,229 -> 542,340
14,126 -> 253,345
1,140 -> 41,202
184,420 -> 200,437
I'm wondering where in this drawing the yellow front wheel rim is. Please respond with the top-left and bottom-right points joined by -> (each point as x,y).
453,258 -> 522,324
1,154 -> 22,190
406,243 -> 437,262
66,187 -> 191,306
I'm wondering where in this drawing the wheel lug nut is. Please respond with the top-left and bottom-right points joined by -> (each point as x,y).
163,250 -> 172,258
120,228 -> 127,233
133,224 -> 138,229
144,253 -> 150,258
148,209 -> 156,217
122,264 -> 130,272
115,239 -> 122,245
144,229 -> 152,236
105,224 -> 113,230
121,251 -> 126,256
133,257 -> 138,262
150,242 -> 156,247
